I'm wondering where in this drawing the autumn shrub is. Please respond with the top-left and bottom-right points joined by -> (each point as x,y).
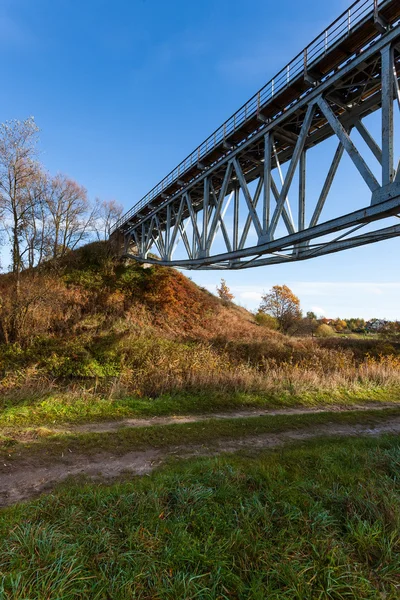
315,324 -> 335,338
254,311 -> 279,330
0,273 -> 87,345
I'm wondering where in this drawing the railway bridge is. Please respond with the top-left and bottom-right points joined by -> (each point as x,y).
110,0 -> 400,270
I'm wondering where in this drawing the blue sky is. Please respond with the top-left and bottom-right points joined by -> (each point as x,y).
1,0 -> 399,319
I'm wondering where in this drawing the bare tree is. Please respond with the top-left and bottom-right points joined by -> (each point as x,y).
0,117 -> 40,279
94,198 -> 123,241
22,168 -> 50,268
45,173 -> 95,258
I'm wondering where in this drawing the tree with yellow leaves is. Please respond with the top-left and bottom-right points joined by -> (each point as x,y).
216,278 -> 234,302
259,284 -> 301,333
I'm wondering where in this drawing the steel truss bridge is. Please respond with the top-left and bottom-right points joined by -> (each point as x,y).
111,0 -> 400,270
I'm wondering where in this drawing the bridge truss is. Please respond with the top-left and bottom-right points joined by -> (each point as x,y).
111,0 -> 400,269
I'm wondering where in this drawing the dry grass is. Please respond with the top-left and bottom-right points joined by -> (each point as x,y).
1,335 -> 400,402
0,241 -> 399,417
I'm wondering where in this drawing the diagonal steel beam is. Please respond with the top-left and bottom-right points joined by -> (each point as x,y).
178,222 -> 193,259
209,184 -> 233,252
154,214 -> 166,257
206,162 -> 233,249
232,157 -> 263,239
143,216 -> 155,254
238,177 -> 264,250
185,192 -> 202,252
309,140 -> 345,228
272,142 -> 296,233
316,96 -> 380,193
354,119 -> 382,164
268,102 -> 316,238
167,195 -> 186,259
270,177 -> 296,235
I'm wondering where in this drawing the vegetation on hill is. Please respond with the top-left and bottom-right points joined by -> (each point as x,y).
0,240 -> 399,426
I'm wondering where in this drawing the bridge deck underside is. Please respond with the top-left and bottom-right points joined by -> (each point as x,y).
112,0 -> 400,270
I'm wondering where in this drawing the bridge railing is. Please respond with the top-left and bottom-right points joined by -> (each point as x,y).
111,0 -> 387,234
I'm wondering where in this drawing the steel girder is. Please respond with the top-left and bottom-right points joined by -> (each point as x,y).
120,19 -> 400,270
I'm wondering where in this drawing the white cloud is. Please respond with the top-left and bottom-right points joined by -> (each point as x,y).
292,282 -> 400,296
240,291 -> 262,301
311,305 -> 326,317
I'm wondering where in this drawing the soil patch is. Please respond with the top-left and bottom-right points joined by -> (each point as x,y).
1,415 -> 400,508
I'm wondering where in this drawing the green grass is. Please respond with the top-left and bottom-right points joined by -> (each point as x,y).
1,434 -> 400,598
1,386 -> 399,428
2,407 -> 400,463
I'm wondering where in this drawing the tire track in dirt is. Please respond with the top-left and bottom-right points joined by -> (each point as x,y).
25,401 -> 400,435
1,414 -> 400,508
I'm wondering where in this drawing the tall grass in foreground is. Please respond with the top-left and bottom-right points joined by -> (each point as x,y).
1,336 -> 400,426
2,335 -> 400,399
1,435 -> 400,598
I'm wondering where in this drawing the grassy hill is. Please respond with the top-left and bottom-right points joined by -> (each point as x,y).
0,241 -> 399,426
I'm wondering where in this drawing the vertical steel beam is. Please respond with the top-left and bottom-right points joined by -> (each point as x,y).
165,205 -> 171,259
233,184 -> 239,251
394,60 -> 400,111
141,223 -> 146,257
263,133 -> 271,234
123,233 -> 131,254
201,177 -> 210,254
298,150 -> 306,231
381,43 -> 394,186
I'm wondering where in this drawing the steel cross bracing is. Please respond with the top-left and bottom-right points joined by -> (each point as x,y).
113,0 -> 400,270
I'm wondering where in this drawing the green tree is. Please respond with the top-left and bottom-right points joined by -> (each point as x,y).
315,324 -> 335,338
303,311 -> 318,337
259,285 -> 301,333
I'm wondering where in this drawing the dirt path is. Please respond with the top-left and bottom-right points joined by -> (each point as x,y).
1,414 -> 400,509
30,401 -> 400,434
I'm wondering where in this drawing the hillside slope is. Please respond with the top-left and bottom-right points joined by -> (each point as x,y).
0,241 -> 275,344
0,241 -> 399,413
